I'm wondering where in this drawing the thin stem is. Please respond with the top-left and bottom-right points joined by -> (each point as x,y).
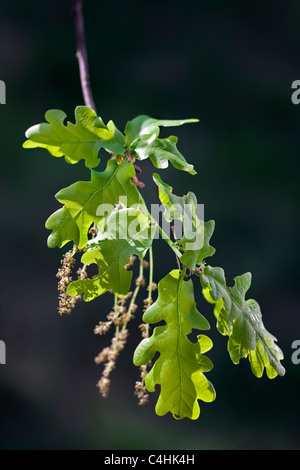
180,265 -> 187,280
72,0 -> 97,112
143,246 -> 154,339
157,224 -> 183,260
125,259 -> 145,329
147,247 -> 154,305
135,256 -> 151,405
113,292 -> 119,328
136,190 -> 183,261
113,293 -> 118,312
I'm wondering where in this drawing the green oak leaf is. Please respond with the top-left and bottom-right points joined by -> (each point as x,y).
46,160 -> 141,249
67,208 -> 155,301
153,172 -> 197,221
125,115 -> 198,175
180,219 -> 216,269
153,173 -> 215,269
133,136 -> 196,174
23,106 -> 125,168
133,269 -> 216,420
124,115 -> 199,146
201,265 -> 285,379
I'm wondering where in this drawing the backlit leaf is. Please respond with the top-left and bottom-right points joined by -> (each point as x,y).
23,106 -> 126,168
125,115 -> 198,174
125,115 -> 199,146
153,173 -> 215,269
133,269 -> 216,420
45,160 -> 141,249
67,208 -> 155,300
201,265 -> 285,378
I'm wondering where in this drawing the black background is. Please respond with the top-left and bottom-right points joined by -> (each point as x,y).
0,0 -> 299,449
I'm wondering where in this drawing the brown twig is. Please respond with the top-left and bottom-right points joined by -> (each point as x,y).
71,0 -> 97,112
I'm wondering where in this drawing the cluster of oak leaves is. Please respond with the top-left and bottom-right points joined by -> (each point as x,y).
23,106 -> 285,420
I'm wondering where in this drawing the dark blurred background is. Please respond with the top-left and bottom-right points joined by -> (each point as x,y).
0,0 -> 299,450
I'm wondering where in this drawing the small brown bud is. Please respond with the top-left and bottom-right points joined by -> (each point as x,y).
136,276 -> 146,287
130,303 -> 138,313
